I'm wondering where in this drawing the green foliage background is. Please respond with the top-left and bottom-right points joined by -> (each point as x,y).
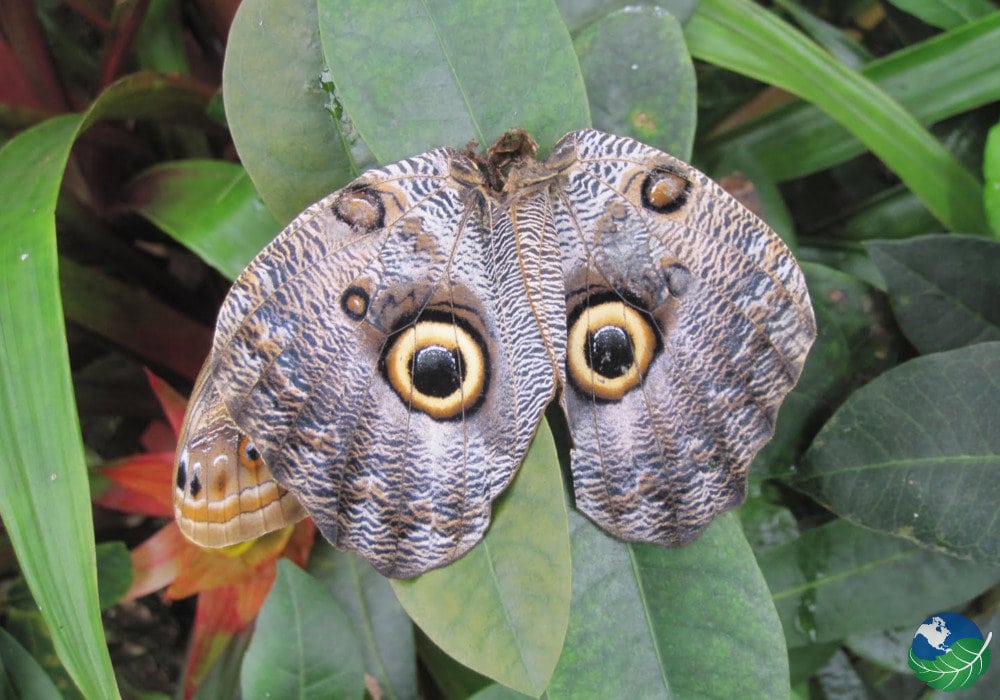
0,0 -> 998,697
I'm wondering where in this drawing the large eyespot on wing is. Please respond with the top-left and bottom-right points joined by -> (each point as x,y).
206,148 -> 559,578
549,128 -> 816,546
173,366 -> 306,548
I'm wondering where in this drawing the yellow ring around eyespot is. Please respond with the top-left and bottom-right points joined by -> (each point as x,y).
385,320 -> 485,419
567,301 -> 656,401
237,434 -> 265,472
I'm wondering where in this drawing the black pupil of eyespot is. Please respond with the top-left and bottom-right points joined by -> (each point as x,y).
586,326 -> 634,378
412,345 -> 463,397
176,459 -> 187,489
245,443 -> 260,461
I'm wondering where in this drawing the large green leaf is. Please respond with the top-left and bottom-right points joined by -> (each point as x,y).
686,0 -> 989,234
794,342 -> 1000,564
573,6 -> 696,158
0,115 -> 118,700
547,512 -> 789,698
868,235 -> 1000,354
309,545 -> 418,700
761,519 -> 1000,647
127,160 -> 280,281
391,423 -> 571,697
706,12 -> 1000,181
318,0 -> 590,163
241,560 -> 366,698
224,0 -> 370,223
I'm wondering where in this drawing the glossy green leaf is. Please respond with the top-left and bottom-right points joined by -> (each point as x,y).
706,13 -> 1000,182
686,0 -> 989,233
224,0 -> 370,223
547,512 -> 789,698
753,262 -> 899,480
318,0 -> 590,162
574,6 -> 695,158
128,160 -> 280,280
985,119 -> 1000,235
868,235 -> 1000,353
0,627 -> 62,700
761,519 -> 1000,647
887,0 -> 997,29
795,342 -> 1000,563
0,114 -> 119,699
241,560 -> 366,699
391,422 -> 571,697
309,545 -> 418,700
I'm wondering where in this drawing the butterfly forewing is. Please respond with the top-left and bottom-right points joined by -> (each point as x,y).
204,149 -> 557,577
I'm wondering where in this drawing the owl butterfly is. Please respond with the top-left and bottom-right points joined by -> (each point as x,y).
174,128 -> 816,578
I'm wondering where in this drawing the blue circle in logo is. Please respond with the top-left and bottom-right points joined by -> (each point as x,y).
911,612 -> 984,661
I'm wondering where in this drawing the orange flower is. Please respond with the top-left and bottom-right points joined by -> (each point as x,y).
97,370 -> 315,697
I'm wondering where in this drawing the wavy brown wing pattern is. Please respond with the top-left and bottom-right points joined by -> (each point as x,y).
548,129 -> 815,546
174,127 -> 815,577
200,146 -> 557,578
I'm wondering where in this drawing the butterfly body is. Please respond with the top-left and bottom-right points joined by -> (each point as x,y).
174,128 -> 815,578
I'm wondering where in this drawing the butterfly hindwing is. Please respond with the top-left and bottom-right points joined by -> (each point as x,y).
548,129 -> 815,544
173,366 -> 306,547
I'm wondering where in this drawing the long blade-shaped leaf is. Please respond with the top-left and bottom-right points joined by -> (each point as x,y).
706,12 -> 1000,181
0,71 -> 212,700
0,115 -> 119,699
685,0 -> 989,234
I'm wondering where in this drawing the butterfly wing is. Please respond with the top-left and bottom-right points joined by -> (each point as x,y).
548,129 -> 815,544
203,150 -> 558,577
174,365 -> 306,547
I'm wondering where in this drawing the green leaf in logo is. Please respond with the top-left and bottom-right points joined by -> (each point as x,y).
908,633 -> 992,691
